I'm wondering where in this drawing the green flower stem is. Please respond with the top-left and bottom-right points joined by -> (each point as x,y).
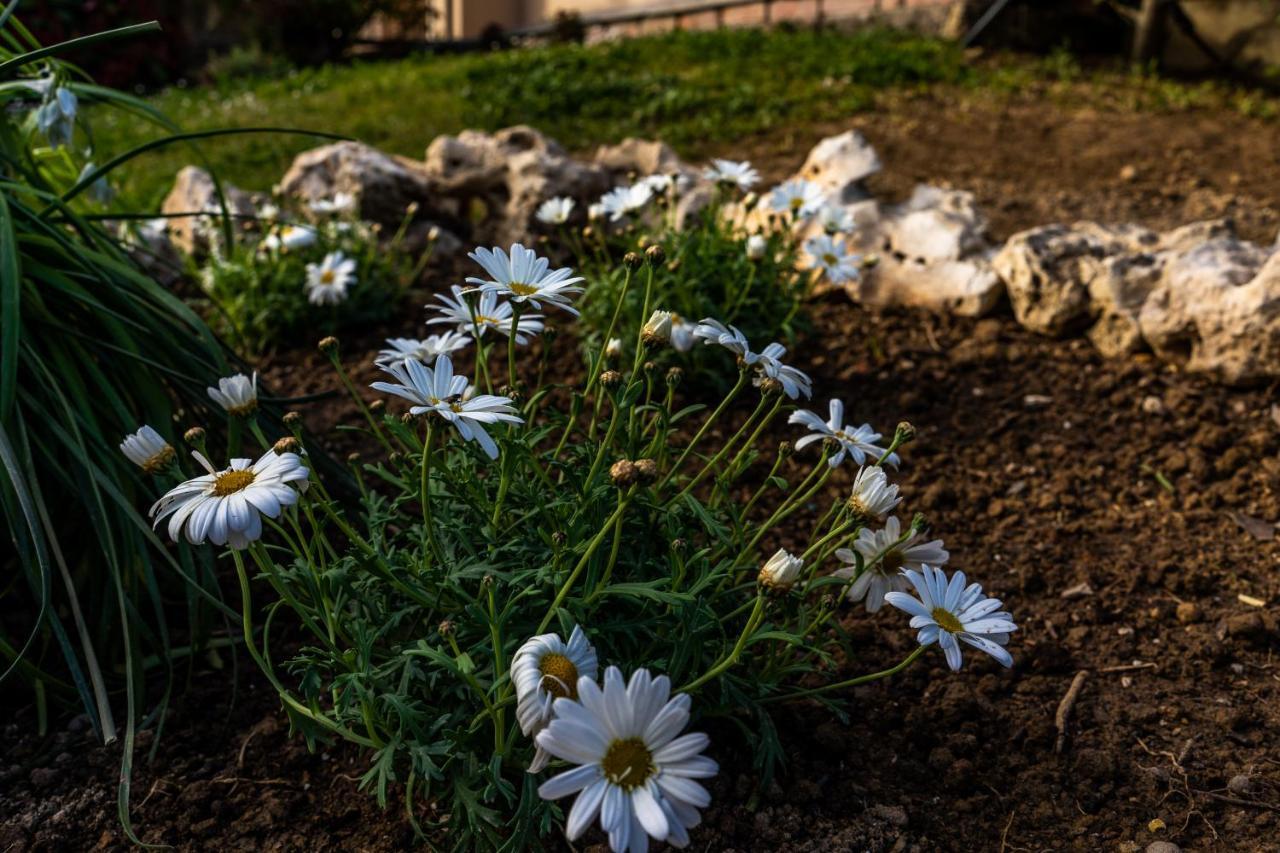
229,549 -> 377,748
581,396 -> 623,495
667,389 -> 769,506
445,631 -> 503,753
739,450 -> 787,523
800,518 -> 855,563
725,262 -> 757,322
247,544 -> 328,645
743,462 -> 834,556
657,370 -> 748,491
680,593 -> 765,693
552,394 -> 584,464
587,499 -> 628,601
470,318 -> 493,394
486,583 -> 507,754
420,421 -> 443,565
584,266 -> 632,398
628,263 -> 656,380
536,491 -> 632,634
227,415 -> 242,458
761,646 -> 926,704
328,351 -> 396,456
713,394 -> 785,498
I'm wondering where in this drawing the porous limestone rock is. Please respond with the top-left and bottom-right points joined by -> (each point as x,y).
160,166 -> 258,254
279,141 -> 442,227
794,130 -> 880,205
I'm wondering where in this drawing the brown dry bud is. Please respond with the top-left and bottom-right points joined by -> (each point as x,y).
633,458 -> 658,484
645,244 -> 665,265
273,436 -> 301,455
624,252 -> 643,270
438,620 -> 455,638
758,377 -> 784,396
318,336 -> 339,355
609,459 -> 638,488
282,411 -> 302,427
600,370 -> 623,390
183,426 -> 206,445
369,400 -> 386,415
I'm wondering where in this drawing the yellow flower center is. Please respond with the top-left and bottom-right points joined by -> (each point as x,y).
822,253 -> 838,265
320,269 -> 336,284
538,653 -> 579,699
227,401 -> 257,417
601,737 -> 654,789
142,446 -> 176,475
213,469 -> 256,496
879,549 -> 905,574
508,282 -> 539,297
449,401 -> 464,413
790,197 -> 804,211
474,315 -> 500,327
931,607 -> 965,634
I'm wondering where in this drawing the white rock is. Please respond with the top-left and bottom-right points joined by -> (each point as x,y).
794,130 -> 881,205
279,141 -> 440,228
160,166 -> 259,255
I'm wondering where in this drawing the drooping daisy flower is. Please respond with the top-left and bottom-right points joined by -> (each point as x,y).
745,233 -> 767,261
804,234 -> 860,284
466,243 -> 584,315
598,183 -> 654,222
750,342 -> 813,400
537,667 -> 718,852
208,373 -> 258,417
642,310 -> 673,346
816,204 -> 854,235
844,465 -> 901,524
305,251 -> 357,306
788,400 -> 899,468
693,318 -> 752,359
768,179 -> 825,218
120,425 -> 175,474
669,315 -> 698,353
512,626 -> 599,773
150,449 -> 309,549
262,224 -> 318,253
835,516 -> 948,612
605,337 -> 624,360
885,565 -> 1017,670
758,548 -> 804,591
370,355 -> 522,459
428,284 -> 545,343
537,196 -> 576,225
703,158 -> 759,191
376,332 -> 471,367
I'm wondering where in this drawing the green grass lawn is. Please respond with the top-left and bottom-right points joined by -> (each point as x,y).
92,26 -> 1280,208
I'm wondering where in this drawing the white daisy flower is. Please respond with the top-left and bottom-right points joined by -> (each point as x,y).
835,516 -> 948,612
428,284 -> 545,343
588,202 -> 605,221
670,315 -> 698,353
257,202 -> 280,221
844,465 -> 902,524
598,183 -> 654,222
642,310 -> 673,346
885,565 -> 1017,671
703,158 -> 759,191
804,234 -> 860,284
758,548 -> 804,591
512,626 -> 599,774
262,224 -> 318,253
788,400 -> 899,467
641,173 -> 688,197
308,192 -> 355,216
768,179 -> 825,218
150,449 -> 309,550
305,251 -> 357,306
692,318 -> 752,359
536,667 -> 718,852
466,243 -> 584,315
816,204 -> 854,235
207,372 -> 258,417
606,337 -> 624,360
750,342 -> 813,400
745,233 -> 767,261
376,332 -> 471,367
370,355 -> 523,459
120,425 -> 175,474
537,196 -> 576,225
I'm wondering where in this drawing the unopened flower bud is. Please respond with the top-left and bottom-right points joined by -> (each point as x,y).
624,252 -> 643,270
609,459 -> 638,488
401,412 -> 416,425
910,513 -> 929,535
605,338 -> 623,360
183,426 -> 206,445
666,259 -> 681,273
500,383 -> 526,405
541,324 -> 559,343
438,620 -> 455,638
645,244 -> 665,265
371,222 -> 383,234
369,399 -> 386,415
641,310 -> 673,347
318,336 -> 339,356
895,421 -> 917,445
347,452 -> 361,464
600,370 -> 623,390
389,451 -> 403,465
758,548 -> 804,592
746,233 -> 767,261
273,436 -> 301,455
551,530 -> 567,547
282,411 -> 302,428
427,225 -> 441,242
633,458 -> 658,484
778,440 -> 793,459
665,367 -> 683,388
406,201 -> 420,216
582,225 -> 595,239
643,361 -> 658,377
481,574 -> 495,590
671,537 -> 687,553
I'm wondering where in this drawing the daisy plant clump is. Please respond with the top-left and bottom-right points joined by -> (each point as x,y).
560,158 -> 869,389
191,194 -> 433,354
130,243 -> 1016,850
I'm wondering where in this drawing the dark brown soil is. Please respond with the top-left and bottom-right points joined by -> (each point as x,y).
7,92 -> 1280,853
